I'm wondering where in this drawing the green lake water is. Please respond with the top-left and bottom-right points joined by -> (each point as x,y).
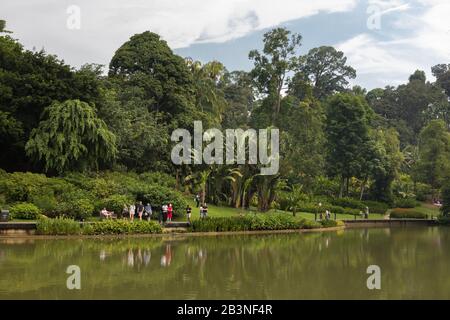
0,227 -> 449,299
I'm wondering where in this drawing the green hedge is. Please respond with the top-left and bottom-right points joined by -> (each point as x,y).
394,198 -> 419,208
36,217 -> 82,235
9,202 -> 41,220
36,218 -> 163,235
188,214 -> 338,232
296,203 -> 360,216
331,198 -> 389,214
85,220 -> 162,235
390,209 -> 427,219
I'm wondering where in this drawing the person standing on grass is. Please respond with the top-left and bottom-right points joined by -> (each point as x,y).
137,201 -> 144,221
122,204 -> 129,219
195,194 -> 200,207
144,203 -> 152,221
199,204 -> 204,219
129,203 -> 136,221
186,205 -> 192,223
162,203 -> 168,223
167,203 -> 173,222
202,204 -> 208,218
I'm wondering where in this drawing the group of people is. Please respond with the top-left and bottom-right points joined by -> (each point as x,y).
100,194 -> 210,224
122,201 -> 154,221
194,194 -> 209,218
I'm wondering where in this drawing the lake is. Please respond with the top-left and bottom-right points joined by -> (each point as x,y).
0,227 -> 449,299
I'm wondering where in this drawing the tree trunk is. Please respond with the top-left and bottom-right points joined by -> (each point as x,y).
339,176 -> 345,198
359,176 -> 368,201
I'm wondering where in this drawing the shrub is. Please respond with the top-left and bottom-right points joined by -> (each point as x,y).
441,182 -> 450,217
139,172 -> 176,189
394,198 -> 418,208
54,198 -> 94,220
320,219 -> 343,228
142,185 -> 187,217
36,217 -> 82,235
9,202 -> 41,220
415,183 -> 432,202
98,194 -> 134,216
86,220 -> 162,235
296,202 -> 360,215
0,172 -> 76,204
189,214 -> 327,232
362,200 -> 390,214
302,220 -> 322,229
437,216 -> 450,225
331,197 -> 365,210
390,208 -> 427,219
31,194 -> 59,215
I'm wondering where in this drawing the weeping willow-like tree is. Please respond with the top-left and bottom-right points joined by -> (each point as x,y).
25,99 -> 117,173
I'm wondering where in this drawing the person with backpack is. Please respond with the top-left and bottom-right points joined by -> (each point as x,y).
144,203 -> 152,221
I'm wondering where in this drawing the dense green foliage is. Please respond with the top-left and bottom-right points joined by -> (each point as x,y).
86,220 -> 162,235
25,100 -> 117,173
0,171 -> 187,220
36,217 -> 162,235
1,20 -> 449,217
441,181 -> 450,217
36,217 -> 83,235
9,202 -> 41,220
189,214 -> 320,232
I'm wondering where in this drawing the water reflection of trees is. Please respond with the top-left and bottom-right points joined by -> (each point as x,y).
0,228 -> 449,299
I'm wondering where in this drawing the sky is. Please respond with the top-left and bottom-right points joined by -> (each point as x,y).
2,0 -> 450,89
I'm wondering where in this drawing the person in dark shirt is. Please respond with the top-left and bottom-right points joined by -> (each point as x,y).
186,205 -> 192,223
137,201 -> 144,221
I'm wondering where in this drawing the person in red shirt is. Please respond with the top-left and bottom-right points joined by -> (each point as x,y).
167,203 -> 173,222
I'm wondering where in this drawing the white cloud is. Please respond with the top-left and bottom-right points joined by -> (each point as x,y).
2,0 -> 358,68
336,0 -> 450,89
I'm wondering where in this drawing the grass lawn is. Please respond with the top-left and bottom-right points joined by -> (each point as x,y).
398,202 -> 441,218
176,198 -> 385,222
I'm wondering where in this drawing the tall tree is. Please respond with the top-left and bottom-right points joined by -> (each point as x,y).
109,31 -> 203,127
249,27 -> 302,117
299,46 -> 356,100
25,100 -> 117,173
325,93 -> 373,197
186,58 -> 227,124
0,35 -> 103,171
415,120 -> 450,192
221,71 -> 254,129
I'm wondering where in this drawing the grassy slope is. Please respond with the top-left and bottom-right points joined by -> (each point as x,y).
388,202 -> 441,218
179,198 -> 385,222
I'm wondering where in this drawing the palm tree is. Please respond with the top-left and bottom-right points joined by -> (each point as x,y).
285,184 -> 304,217
186,58 -> 227,122
184,169 -> 212,205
